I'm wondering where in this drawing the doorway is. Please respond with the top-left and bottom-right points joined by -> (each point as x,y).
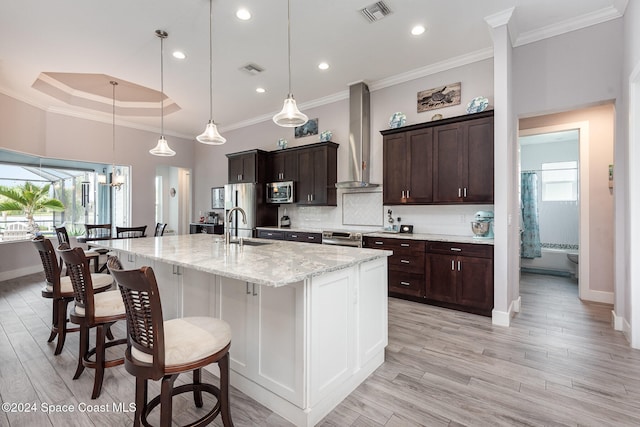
155,166 -> 192,235
518,104 -> 615,304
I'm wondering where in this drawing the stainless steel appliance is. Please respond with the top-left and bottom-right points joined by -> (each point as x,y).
266,181 -> 294,204
224,183 -> 277,238
321,230 -> 363,248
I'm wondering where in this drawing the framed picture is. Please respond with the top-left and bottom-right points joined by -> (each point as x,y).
211,187 -> 224,209
294,118 -> 319,139
417,82 -> 461,112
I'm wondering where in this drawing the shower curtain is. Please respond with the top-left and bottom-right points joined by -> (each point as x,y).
521,172 -> 542,258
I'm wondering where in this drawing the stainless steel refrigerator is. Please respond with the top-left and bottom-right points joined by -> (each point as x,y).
224,183 -> 277,238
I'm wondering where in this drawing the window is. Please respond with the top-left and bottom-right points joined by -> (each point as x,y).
541,161 -> 578,202
0,149 -> 130,241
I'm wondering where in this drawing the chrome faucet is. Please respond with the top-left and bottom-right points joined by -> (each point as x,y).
226,207 -> 247,246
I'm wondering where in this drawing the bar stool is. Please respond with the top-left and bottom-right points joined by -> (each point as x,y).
55,226 -> 101,273
154,223 -> 167,237
107,257 -> 234,427
57,244 -> 127,399
32,236 -> 113,355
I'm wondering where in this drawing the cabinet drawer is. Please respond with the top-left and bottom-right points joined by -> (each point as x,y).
364,237 -> 426,252
285,231 -> 322,244
256,230 -> 285,240
427,241 -> 493,258
389,253 -> 425,274
389,271 -> 424,298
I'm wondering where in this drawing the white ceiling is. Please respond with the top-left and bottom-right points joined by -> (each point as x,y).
0,0 -> 626,139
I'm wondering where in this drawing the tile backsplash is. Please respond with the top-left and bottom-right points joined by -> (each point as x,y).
278,189 -> 493,236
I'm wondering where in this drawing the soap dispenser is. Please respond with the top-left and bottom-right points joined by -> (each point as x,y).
280,208 -> 291,228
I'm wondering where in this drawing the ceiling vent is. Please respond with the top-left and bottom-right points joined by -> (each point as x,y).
239,63 -> 264,75
360,1 -> 392,23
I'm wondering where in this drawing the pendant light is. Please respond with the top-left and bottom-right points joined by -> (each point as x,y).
109,81 -> 124,188
196,0 -> 226,144
99,81 -> 124,188
273,0 -> 308,127
150,29 -> 176,157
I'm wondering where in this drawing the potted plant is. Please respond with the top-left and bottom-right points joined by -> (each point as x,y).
0,182 -> 65,237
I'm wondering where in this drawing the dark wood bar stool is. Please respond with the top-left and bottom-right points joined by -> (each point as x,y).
58,244 -> 127,399
116,225 -> 147,238
107,257 -> 234,427
55,226 -> 101,273
154,223 -> 167,237
32,236 -> 114,355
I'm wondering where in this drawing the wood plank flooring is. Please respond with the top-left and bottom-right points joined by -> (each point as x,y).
1,271 -> 638,426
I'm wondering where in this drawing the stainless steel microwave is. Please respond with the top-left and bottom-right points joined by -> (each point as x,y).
266,181 -> 294,204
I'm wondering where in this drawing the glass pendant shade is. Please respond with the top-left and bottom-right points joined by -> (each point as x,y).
273,94 -> 308,127
197,120 -> 226,145
149,136 -> 176,156
150,29 -> 176,157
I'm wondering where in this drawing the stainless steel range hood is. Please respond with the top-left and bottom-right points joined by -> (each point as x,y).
335,82 -> 379,188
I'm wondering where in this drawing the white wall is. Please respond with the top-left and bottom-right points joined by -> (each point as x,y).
623,0 -> 640,344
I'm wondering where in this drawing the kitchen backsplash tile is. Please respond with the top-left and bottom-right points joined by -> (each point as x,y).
278,189 -> 493,237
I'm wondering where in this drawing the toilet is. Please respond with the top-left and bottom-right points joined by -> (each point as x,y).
567,252 -> 579,279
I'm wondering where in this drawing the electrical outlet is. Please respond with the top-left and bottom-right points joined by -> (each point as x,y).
396,217 -> 401,222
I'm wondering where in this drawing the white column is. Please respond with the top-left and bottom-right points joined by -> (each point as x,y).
485,8 -> 520,326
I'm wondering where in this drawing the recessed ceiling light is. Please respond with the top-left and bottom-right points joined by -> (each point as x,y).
256,87 -> 266,93
318,62 -> 329,70
411,25 -> 425,36
236,8 -> 251,20
172,51 -> 186,59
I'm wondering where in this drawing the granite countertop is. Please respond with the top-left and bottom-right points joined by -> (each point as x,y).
92,234 -> 391,287
364,232 -> 494,245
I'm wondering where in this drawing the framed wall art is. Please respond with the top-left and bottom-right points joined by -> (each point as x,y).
417,82 -> 461,112
294,118 -> 318,138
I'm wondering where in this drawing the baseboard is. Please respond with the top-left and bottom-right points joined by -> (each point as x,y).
0,265 -> 41,282
492,296 -> 521,327
612,309 -> 631,343
581,289 -> 614,304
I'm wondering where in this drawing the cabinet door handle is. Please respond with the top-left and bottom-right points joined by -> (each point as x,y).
451,260 -> 455,270
246,283 -> 251,295
400,259 -> 410,264
375,241 -> 384,245
450,247 -> 462,252
407,190 -> 410,198
463,187 -> 467,198
458,261 -> 461,271
400,281 -> 411,286
458,188 -> 462,197
291,234 -> 298,238
252,283 -> 258,296
401,190 -> 405,199
400,243 -> 410,247
308,236 -> 315,240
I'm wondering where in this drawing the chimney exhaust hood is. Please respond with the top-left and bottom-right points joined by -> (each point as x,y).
335,82 -> 378,189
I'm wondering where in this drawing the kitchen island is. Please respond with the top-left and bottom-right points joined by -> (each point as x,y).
93,234 -> 391,427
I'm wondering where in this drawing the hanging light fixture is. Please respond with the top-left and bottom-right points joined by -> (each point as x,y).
150,29 -> 176,156
100,81 -> 125,189
197,0 -> 226,145
273,0 -> 308,127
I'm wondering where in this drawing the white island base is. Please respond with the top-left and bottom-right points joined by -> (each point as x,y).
106,236 -> 389,427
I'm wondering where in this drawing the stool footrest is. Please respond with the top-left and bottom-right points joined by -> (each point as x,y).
143,382 -> 221,427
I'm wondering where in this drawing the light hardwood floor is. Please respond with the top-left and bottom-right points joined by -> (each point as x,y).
1,272 -> 638,426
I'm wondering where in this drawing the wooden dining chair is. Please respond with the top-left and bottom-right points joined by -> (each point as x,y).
32,236 -> 113,355
107,257 -> 234,427
55,226 -> 101,273
154,223 -> 167,237
58,244 -> 127,399
115,225 -> 147,239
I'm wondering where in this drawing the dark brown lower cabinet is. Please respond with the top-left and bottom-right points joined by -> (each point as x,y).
426,242 -> 494,316
364,236 -> 494,316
